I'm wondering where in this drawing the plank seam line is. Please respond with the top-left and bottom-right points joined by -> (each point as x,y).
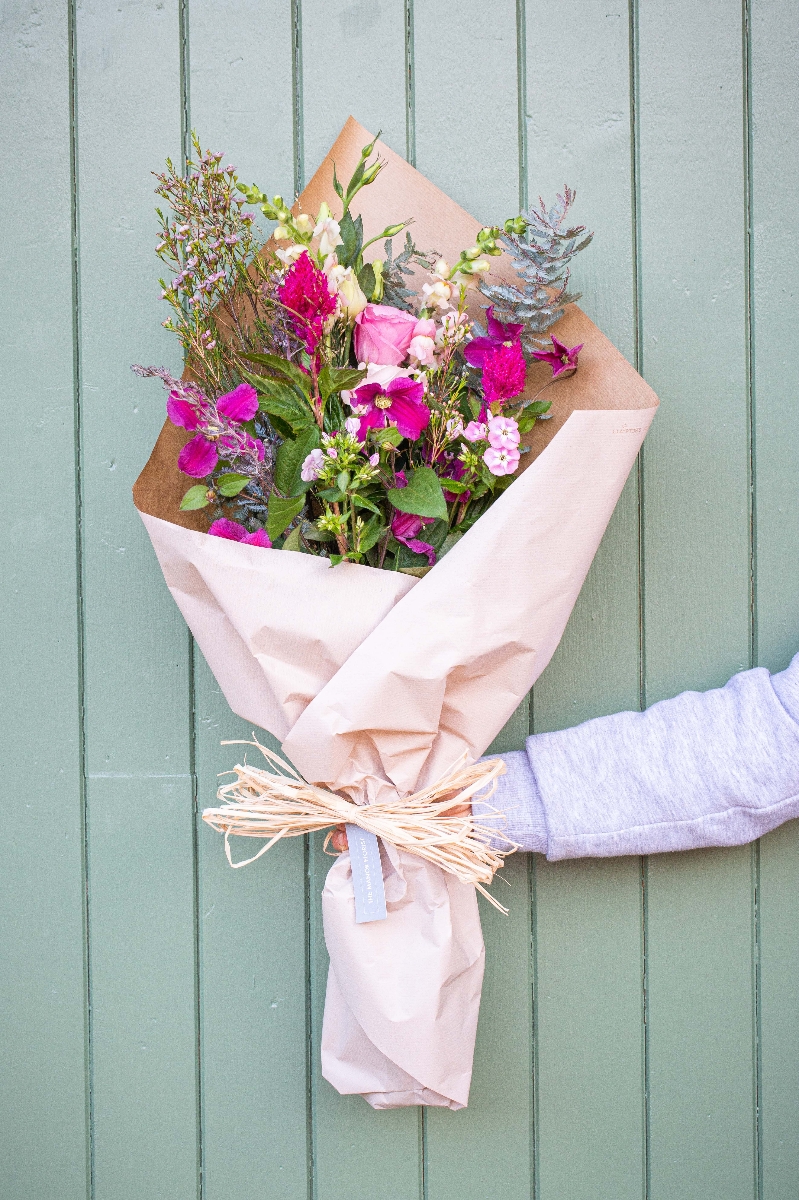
68,0 -> 93,1195
404,0 -> 416,167
87,772 -> 194,780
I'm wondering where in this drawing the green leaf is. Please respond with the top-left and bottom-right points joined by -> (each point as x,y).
352,493 -> 382,516
525,399 -> 552,416
267,495 -> 305,542
516,411 -> 538,434
439,477 -> 470,496
302,521 -> 335,543
338,210 -> 362,268
439,530 -> 464,558
250,377 -> 315,434
370,425 -> 402,448
332,163 -> 344,202
359,515 -> 386,554
240,352 -> 311,396
317,365 -> 367,402
358,262 -> 376,300
216,472 -> 250,498
179,484 -> 210,511
317,486 -> 345,502
386,466 -> 448,520
274,426 -> 320,497
282,524 -> 305,553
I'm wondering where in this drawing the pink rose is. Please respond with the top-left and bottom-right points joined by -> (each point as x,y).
354,304 -> 419,366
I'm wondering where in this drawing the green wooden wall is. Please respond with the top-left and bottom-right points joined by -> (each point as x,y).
3,2 -> 799,1197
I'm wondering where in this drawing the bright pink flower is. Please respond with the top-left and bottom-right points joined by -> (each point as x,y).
532,335 -> 583,377
463,306 -> 524,369
391,509 -> 436,566
483,445 -> 520,476
277,250 -> 337,355
208,518 -> 272,547
487,415 -> 520,449
179,434 -> 220,477
350,375 -> 430,441
166,393 -> 201,429
482,339 -> 527,407
216,381 -> 258,422
354,304 -> 423,366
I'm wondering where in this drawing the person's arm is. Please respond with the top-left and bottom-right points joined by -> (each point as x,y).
475,652 -> 799,860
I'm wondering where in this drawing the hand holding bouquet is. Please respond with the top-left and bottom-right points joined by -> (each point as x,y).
133,120 -> 658,1109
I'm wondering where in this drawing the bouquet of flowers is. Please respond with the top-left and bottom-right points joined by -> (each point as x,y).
133,119 -> 658,1109
135,130 -> 589,573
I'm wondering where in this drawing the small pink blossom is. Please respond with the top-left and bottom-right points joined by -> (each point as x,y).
368,452 -> 379,466
483,445 -> 520,476
345,416 -> 361,436
300,448 -> 324,481
487,415 -> 520,450
462,421 -> 488,443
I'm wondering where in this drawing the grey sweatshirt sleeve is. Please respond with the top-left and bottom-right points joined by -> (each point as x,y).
475,652 -> 799,860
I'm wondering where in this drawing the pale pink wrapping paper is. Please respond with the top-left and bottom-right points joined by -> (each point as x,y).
134,118 -> 660,1108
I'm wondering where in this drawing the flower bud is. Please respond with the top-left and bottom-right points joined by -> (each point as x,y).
335,268 -> 368,319
433,258 -> 450,279
294,213 -> 314,234
381,223 -> 406,238
465,245 -> 482,261
272,195 -> 284,209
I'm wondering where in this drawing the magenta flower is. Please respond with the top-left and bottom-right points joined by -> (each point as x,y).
350,375 -> 430,441
483,445 -> 520,476
391,509 -> 436,565
532,335 -> 583,377
482,339 -> 527,407
169,382 -> 261,478
463,306 -> 524,369
277,250 -> 337,356
208,518 -> 272,548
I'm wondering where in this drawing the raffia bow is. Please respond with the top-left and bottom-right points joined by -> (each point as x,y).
202,739 -> 518,913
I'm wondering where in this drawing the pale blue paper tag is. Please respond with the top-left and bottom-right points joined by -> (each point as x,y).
346,825 -> 387,923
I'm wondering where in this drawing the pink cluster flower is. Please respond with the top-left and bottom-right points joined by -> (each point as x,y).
300,448 -> 325,482
484,414 -> 520,474
208,519 -> 271,547
277,250 -> 337,355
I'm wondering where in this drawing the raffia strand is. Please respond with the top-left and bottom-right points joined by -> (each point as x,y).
201,738 -> 519,913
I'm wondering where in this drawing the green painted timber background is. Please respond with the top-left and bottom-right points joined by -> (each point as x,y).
2,1 -> 799,1197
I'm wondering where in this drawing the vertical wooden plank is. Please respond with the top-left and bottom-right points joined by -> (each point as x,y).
749,3 -> 799,1197
646,849 -> 756,1200
186,4 -> 311,1196
298,5 -> 421,1193
412,5 -> 534,1198
523,6 -> 646,1198
637,3 -> 755,1197
0,6 -> 89,1198
75,1 -> 199,1195
302,0 -> 408,165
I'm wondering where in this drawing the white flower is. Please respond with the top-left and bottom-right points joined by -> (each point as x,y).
273,222 -> 291,241
421,278 -> 455,312
436,311 -> 471,346
294,213 -> 314,234
314,201 -> 342,258
408,333 -> 436,365
275,243 -> 307,265
300,448 -> 325,482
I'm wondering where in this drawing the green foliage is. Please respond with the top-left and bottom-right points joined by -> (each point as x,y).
216,473 -> 250,497
274,426 -> 320,497
480,188 -> 593,356
267,495 -> 305,541
179,484 -> 210,511
386,467 -> 448,520
382,232 -> 439,312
